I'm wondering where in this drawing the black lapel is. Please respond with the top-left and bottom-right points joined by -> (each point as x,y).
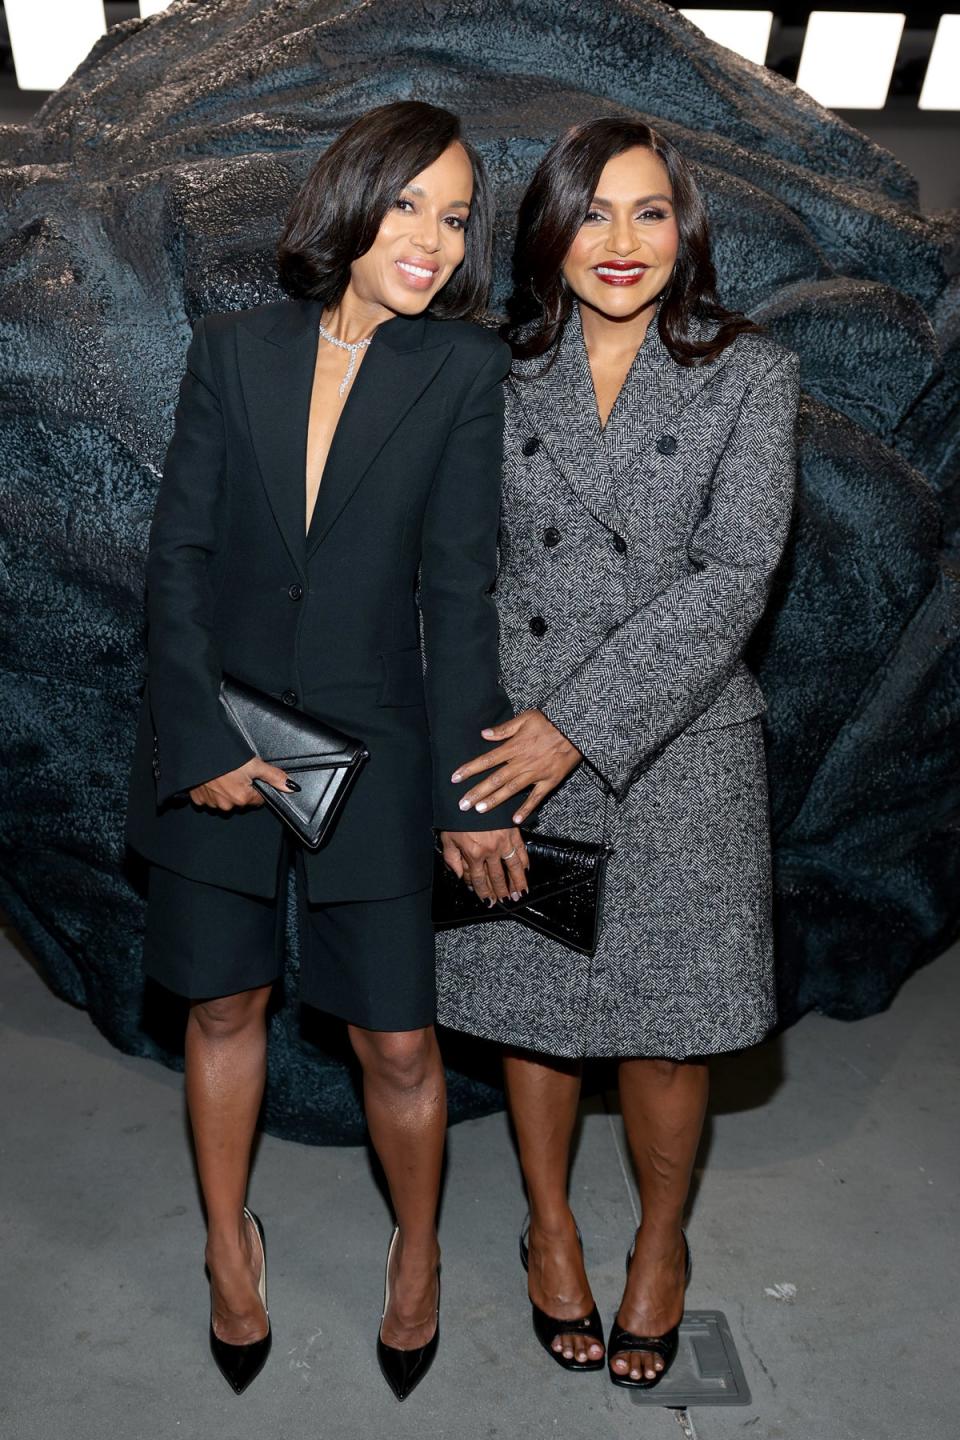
306,315 -> 452,555
237,298 -> 320,577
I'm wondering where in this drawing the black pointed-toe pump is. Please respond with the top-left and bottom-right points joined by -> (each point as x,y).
607,1230 -> 691,1390
519,1216 -> 606,1372
376,1226 -> 440,1403
208,1207 -> 272,1396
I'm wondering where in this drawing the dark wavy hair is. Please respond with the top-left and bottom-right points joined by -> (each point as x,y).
277,101 -> 493,321
505,118 -> 760,367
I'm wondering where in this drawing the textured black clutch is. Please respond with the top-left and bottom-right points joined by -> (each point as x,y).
219,676 -> 369,850
432,830 -> 613,957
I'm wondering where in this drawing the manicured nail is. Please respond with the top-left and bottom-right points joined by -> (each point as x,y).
481,728 -> 495,738
285,779 -> 301,792
459,798 -> 471,811
451,771 -> 461,782
512,813 -> 523,824
475,801 -> 487,813
511,891 -> 521,902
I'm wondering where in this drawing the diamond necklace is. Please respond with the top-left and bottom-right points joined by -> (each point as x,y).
317,318 -> 372,396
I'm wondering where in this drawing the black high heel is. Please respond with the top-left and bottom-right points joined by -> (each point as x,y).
607,1230 -> 691,1390
519,1215 -> 605,1372
208,1207 -> 272,1395
376,1226 -> 440,1402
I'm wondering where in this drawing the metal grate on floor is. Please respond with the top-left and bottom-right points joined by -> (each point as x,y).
626,1309 -> 752,1407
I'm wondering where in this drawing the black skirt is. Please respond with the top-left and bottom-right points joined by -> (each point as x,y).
143,842 -> 435,1032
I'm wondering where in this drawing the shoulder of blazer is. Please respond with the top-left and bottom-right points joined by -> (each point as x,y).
701,325 -> 799,387
198,299 -> 293,343
422,314 -> 511,368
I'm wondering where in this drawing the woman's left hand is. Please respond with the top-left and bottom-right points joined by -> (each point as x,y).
451,709 -> 582,825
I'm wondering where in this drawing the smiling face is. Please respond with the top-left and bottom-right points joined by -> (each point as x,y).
562,145 -> 680,321
347,141 -> 474,316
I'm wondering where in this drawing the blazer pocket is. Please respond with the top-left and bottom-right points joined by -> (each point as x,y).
377,647 -> 426,707
685,666 -> 767,733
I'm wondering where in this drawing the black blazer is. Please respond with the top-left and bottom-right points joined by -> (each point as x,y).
125,298 -> 514,901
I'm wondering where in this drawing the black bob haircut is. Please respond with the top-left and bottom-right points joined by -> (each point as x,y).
277,101 -> 494,321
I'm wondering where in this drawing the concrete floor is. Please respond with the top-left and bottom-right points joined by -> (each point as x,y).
1,926 -> 956,1440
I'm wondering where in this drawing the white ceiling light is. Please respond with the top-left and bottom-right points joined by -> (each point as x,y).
796,11 -> 906,109
4,0 -> 107,92
679,10 -> 774,66
919,14 -> 960,109
139,1 -> 175,15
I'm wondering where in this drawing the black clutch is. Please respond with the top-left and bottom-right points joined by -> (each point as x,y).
218,675 -> 369,850
432,830 -> 613,957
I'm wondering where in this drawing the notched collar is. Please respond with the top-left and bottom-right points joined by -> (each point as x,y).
509,302 -> 735,520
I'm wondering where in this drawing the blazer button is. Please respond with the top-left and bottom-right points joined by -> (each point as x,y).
529,616 -> 548,637
522,436 -> 541,457
281,689 -> 298,706
543,526 -> 561,548
288,583 -> 303,601
612,533 -> 628,554
656,434 -> 678,455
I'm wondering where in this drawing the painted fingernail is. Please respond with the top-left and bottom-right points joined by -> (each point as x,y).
451,771 -> 461,782
481,728 -> 495,738
475,801 -> 487,813
512,814 -> 523,824
285,780 -> 301,792
511,892 -> 521,902
458,798 -> 471,811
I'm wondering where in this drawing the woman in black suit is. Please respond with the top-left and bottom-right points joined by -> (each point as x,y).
126,101 -> 523,1400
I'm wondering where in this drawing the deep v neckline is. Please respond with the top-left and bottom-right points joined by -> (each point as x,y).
304,326 -> 373,540
575,301 -> 664,438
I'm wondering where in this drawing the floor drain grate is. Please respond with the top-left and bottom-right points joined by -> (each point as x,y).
626,1309 -> 752,1407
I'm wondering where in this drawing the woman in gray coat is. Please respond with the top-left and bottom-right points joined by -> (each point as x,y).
435,119 -> 800,1389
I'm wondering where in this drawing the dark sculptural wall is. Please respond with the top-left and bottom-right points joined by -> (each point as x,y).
0,0 -> 957,1144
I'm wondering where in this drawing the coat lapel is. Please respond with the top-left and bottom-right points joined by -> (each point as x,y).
510,303 -> 735,520
599,309 -> 728,478
510,306 -> 623,532
307,317 -> 451,555
237,300 -> 452,570
237,299 -> 319,577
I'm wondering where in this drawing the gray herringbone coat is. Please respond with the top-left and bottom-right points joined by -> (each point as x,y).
435,304 -> 801,1059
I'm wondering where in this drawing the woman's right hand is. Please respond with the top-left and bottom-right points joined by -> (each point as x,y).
189,757 -> 293,812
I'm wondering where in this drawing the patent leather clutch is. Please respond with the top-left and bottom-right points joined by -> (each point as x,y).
432,830 -> 613,957
219,676 -> 369,850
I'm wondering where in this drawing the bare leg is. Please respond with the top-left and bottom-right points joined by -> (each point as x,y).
613,1057 -> 709,1381
185,984 -> 273,1345
348,1024 -> 445,1350
503,1050 -> 604,1364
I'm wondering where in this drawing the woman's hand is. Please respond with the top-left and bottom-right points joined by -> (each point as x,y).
451,709 -> 582,825
440,827 -> 529,905
189,756 -> 294,812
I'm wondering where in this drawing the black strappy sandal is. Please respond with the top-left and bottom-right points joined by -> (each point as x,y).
519,1215 -> 605,1372
607,1230 -> 691,1390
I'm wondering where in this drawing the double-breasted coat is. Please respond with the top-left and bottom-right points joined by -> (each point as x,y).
435,304 -> 801,1059
126,298 -> 515,905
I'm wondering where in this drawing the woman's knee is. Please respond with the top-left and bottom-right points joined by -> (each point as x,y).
351,1026 -> 438,1091
189,985 -> 271,1040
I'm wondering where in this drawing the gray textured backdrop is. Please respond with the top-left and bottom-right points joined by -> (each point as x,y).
0,0 -> 957,1143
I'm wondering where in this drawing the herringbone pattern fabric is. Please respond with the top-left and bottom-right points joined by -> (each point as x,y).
435,307 -> 800,1058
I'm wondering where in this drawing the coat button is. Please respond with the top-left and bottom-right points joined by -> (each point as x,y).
522,436 -> 541,457
612,533 -> 628,553
281,689 -> 298,706
656,434 -> 678,455
288,583 -> 303,601
529,616 -> 548,637
543,526 -> 561,547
